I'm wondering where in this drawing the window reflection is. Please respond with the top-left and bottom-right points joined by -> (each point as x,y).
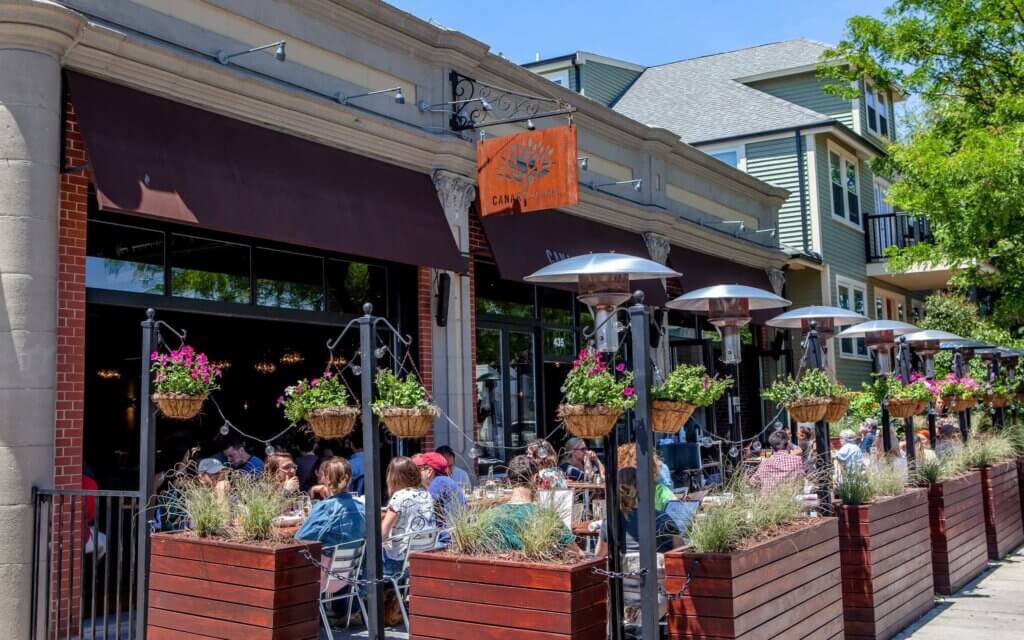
171,235 -> 250,303
86,221 -> 164,294
476,328 -> 504,461
508,332 -> 537,450
254,248 -> 323,311
326,259 -> 387,315
476,262 -> 533,318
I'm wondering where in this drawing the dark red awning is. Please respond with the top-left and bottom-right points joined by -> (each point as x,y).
68,73 -> 465,273
480,211 -> 668,305
668,246 -> 772,292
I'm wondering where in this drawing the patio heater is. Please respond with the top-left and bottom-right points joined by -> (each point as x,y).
903,330 -> 964,447
837,320 -> 918,455
766,306 -> 866,513
526,252 -> 680,640
943,338 -> 991,443
667,285 -> 790,462
978,347 -> 1018,429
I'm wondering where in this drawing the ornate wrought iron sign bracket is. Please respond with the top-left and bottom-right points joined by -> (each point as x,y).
448,70 -> 575,131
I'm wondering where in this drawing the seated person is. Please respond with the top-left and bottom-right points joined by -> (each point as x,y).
560,438 -> 604,482
413,452 -> 465,546
435,445 -> 473,489
750,430 -> 806,491
197,457 -> 230,502
487,456 -> 583,556
936,419 -> 962,458
266,450 -> 300,493
527,438 -> 567,489
295,458 -> 366,549
618,443 -> 677,510
223,437 -> 264,475
595,467 -> 681,556
834,429 -> 865,477
381,457 -> 436,575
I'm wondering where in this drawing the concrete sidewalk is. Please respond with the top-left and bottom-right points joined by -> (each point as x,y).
895,547 -> 1024,639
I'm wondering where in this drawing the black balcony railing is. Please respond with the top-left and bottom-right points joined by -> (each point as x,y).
864,213 -> 933,263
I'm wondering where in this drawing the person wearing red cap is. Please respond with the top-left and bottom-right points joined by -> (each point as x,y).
413,452 -> 466,546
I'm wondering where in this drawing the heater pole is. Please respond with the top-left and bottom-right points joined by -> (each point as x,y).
897,337 -> 916,469
954,349 -> 970,443
359,304 -> 385,639
629,296 -> 659,640
805,323 -> 833,516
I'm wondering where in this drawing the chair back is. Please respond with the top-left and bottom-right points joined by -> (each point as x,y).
322,539 -> 365,596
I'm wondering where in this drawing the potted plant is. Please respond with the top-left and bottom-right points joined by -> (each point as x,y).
408,501 -> 606,639
824,382 -> 851,423
372,370 -> 440,438
916,454 -> 989,594
886,375 -> 933,418
761,369 -> 832,423
665,478 -> 843,638
985,375 -> 1013,408
927,373 -> 981,413
149,472 -> 320,638
150,345 -> 222,420
960,433 -> 1024,559
650,365 -> 731,434
834,465 -> 934,638
1006,424 -> 1024,535
279,370 -> 358,439
558,348 -> 636,438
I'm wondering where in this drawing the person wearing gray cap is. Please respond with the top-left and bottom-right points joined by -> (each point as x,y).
197,458 -> 229,500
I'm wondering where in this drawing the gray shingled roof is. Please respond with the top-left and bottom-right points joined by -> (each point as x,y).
615,39 -> 836,143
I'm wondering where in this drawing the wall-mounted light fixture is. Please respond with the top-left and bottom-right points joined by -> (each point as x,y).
417,97 -> 493,114
594,178 -> 642,193
577,156 -> 589,170
337,86 -> 405,105
526,118 -> 536,131
217,40 -> 286,65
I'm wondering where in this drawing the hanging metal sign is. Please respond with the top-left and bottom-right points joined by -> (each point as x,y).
476,123 -> 579,217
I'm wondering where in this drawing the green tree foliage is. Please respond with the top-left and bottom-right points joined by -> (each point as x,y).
919,292 -> 1023,375
821,1 -> 1024,327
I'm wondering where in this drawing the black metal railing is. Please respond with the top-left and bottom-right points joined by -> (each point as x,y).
864,212 -> 933,262
30,488 -> 146,640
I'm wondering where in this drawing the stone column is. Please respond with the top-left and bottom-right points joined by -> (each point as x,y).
643,231 -> 672,379
0,2 -> 80,635
431,170 -> 476,469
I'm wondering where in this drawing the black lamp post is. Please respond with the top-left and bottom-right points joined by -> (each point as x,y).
903,330 -> 965,448
526,252 -> 680,640
943,339 -> 991,443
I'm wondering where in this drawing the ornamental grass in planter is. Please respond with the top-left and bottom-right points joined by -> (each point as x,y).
557,348 -> 636,439
834,466 -> 934,639
408,498 -> 607,639
150,345 -> 222,420
149,473 -> 320,639
279,371 -> 358,439
961,433 -> 1024,559
916,454 -> 989,594
665,478 -> 845,639
762,369 -> 833,423
651,365 -> 732,434
372,370 -> 440,438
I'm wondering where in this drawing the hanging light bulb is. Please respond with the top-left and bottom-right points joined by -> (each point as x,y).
728,446 -> 739,458
374,346 -> 387,359
351,365 -> 362,376
751,441 -> 762,453
210,360 -> 232,370
773,421 -> 785,431
96,368 -> 122,380
469,445 -> 483,459
265,444 -> 276,456
328,355 -> 348,369
700,436 -> 714,448
219,424 -> 230,436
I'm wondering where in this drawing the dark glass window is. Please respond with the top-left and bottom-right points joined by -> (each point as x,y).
539,287 -> 573,326
254,248 -> 324,311
86,221 -> 165,294
544,328 -> 574,360
475,262 -> 533,318
170,234 -> 250,303
326,259 -> 387,315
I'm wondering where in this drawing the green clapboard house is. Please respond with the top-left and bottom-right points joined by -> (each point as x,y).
525,40 -> 952,388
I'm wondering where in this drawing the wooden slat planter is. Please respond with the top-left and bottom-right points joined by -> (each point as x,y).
837,489 -> 934,640
664,518 -> 843,639
979,461 -> 1024,560
1018,457 -> 1024,535
408,552 -> 607,640
928,471 -> 989,595
148,533 -> 321,640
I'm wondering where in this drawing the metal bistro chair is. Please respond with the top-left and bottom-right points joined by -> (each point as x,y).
386,527 -> 440,631
320,539 -> 368,638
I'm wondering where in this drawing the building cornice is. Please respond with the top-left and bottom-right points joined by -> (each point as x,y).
0,0 -> 85,58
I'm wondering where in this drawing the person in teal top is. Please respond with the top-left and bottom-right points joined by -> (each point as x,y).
487,456 -> 581,555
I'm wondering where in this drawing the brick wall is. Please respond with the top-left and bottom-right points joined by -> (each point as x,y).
417,266 -> 434,452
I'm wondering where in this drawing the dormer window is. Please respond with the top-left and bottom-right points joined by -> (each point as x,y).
865,82 -> 890,139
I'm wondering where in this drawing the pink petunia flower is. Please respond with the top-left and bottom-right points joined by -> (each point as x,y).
616,362 -> 626,373
623,386 -> 636,397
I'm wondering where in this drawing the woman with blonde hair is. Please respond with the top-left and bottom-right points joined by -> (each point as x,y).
617,443 -> 676,510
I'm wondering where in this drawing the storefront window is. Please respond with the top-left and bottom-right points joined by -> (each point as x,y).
539,288 -> 573,326
170,234 -> 250,303
254,248 -> 324,311
86,221 -> 164,294
544,328 -> 574,360
476,328 -> 504,460
326,259 -> 387,316
507,332 -> 537,449
475,262 -> 533,318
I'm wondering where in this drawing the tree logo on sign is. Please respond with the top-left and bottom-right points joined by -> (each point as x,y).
498,138 -> 554,196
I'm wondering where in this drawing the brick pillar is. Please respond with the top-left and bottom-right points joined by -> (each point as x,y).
417,266 -> 435,452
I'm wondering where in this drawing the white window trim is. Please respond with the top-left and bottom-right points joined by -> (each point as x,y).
836,276 -> 871,361
873,286 -> 906,321
873,179 -> 893,215
864,81 -> 891,140
827,142 -> 864,233
700,143 -> 746,171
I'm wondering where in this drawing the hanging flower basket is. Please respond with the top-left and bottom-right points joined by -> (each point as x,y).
651,400 -> 697,434
986,394 -> 1010,408
886,397 -> 920,419
153,393 -> 207,420
306,406 -> 359,439
942,396 -> 977,413
558,404 -> 623,439
785,397 -> 830,423
824,395 -> 850,423
377,405 -> 440,439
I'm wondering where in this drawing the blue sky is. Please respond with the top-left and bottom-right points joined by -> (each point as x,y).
387,0 -> 893,67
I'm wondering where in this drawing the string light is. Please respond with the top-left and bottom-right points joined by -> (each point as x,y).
728,446 -> 739,458
751,441 -> 762,453
210,360 -> 231,370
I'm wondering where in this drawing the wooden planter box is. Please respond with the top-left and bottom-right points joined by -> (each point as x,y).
665,518 -> 843,639
928,471 -> 989,595
837,489 -> 934,640
979,461 -> 1024,560
408,552 -> 607,640
1018,457 -> 1024,534
147,533 -> 321,640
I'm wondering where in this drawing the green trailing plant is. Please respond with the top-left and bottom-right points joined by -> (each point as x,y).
653,364 -> 732,406
831,382 -> 850,398
848,392 -> 881,422
761,369 -> 833,405
561,348 -> 636,411
961,433 -> 1017,469
372,369 -> 430,412
278,372 -> 350,425
862,374 -> 931,405
687,476 -> 805,553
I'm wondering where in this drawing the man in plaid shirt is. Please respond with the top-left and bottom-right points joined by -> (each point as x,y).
751,430 -> 806,492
